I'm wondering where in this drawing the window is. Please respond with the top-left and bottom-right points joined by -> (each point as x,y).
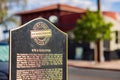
104,40 -> 110,51
115,31 -> 120,44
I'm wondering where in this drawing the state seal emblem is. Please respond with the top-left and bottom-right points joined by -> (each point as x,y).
30,22 -> 52,45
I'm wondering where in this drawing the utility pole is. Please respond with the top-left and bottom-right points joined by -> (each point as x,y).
98,0 -> 100,12
97,0 -> 104,63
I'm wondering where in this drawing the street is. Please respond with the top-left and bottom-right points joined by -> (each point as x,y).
68,67 -> 120,80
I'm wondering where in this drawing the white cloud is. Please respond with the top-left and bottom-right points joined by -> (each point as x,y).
9,0 -> 120,13
26,0 -> 60,9
67,0 -> 97,11
101,0 -> 113,11
107,0 -> 120,2
59,0 -> 68,3
25,0 -> 97,11
70,0 -> 93,6
101,6 -> 111,11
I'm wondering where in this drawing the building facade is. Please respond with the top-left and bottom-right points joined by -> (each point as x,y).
16,4 -> 120,60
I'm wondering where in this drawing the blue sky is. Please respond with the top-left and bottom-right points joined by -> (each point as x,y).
9,0 -> 120,14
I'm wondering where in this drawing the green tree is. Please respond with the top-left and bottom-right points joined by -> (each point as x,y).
73,10 -> 112,63
0,0 -> 27,40
0,0 -> 27,23
0,0 -> 27,32
0,0 -> 7,24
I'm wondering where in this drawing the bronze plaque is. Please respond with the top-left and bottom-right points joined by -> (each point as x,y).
9,18 -> 68,80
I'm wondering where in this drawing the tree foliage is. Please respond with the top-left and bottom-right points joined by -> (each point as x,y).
0,0 -> 27,33
74,10 -> 113,42
0,0 -> 7,24
0,0 -> 27,24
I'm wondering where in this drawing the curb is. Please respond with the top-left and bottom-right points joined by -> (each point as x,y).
68,64 -> 120,72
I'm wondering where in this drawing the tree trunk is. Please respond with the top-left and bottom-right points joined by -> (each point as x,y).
94,39 -> 104,63
94,42 -> 98,63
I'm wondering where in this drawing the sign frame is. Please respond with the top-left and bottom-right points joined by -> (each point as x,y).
9,18 -> 68,80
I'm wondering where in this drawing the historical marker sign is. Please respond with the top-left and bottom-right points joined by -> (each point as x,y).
9,18 -> 68,80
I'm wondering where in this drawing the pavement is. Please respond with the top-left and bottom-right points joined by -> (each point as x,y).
68,60 -> 120,71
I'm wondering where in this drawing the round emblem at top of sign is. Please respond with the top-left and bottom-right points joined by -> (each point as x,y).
31,22 -> 52,46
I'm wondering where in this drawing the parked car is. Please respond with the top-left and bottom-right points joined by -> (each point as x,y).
0,42 -> 9,80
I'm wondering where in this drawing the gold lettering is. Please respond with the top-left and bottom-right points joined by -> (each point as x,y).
31,30 -> 52,38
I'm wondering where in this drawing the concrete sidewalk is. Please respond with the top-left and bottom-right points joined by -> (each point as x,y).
68,60 -> 120,71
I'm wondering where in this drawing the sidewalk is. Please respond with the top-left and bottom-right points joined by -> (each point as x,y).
68,60 -> 120,71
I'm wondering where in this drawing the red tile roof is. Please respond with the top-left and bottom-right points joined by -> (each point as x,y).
103,11 -> 118,20
16,4 -> 120,22
16,4 -> 86,15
